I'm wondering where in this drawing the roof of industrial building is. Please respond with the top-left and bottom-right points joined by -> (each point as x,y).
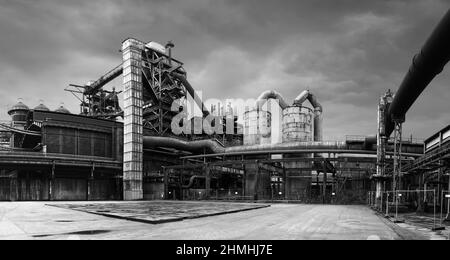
8,100 -> 30,114
425,124 -> 450,143
34,103 -> 50,112
54,104 -> 71,114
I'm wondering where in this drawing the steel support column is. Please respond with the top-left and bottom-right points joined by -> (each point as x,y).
393,121 -> 403,192
205,164 -> 211,199
87,163 -> 95,201
446,174 -> 450,221
49,162 -> 55,201
392,119 -> 403,220
255,161 -> 260,201
163,167 -> 169,200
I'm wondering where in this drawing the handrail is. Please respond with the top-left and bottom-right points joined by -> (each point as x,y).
0,123 -> 41,136
403,141 -> 450,172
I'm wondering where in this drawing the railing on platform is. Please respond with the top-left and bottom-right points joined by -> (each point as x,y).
346,135 -> 425,144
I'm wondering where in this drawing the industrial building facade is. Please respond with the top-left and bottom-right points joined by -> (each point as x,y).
0,36 -> 446,208
0,107 -> 123,201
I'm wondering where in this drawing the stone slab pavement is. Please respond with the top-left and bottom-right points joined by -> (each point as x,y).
0,201 -> 428,240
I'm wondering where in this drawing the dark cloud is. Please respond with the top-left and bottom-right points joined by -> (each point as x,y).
0,0 -> 449,140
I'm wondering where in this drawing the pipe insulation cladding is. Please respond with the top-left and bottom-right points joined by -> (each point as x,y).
386,9 -> 450,136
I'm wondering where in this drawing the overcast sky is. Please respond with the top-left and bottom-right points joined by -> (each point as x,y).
0,0 -> 449,140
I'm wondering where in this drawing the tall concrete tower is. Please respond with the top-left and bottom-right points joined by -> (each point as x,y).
122,38 -> 145,200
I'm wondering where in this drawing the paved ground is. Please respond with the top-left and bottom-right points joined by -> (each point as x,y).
0,201 -> 425,240
49,201 -> 269,224
393,213 -> 450,240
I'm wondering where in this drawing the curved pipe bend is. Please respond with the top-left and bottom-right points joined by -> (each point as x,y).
144,136 -> 225,154
293,90 -> 323,112
256,90 -> 289,109
182,175 -> 205,189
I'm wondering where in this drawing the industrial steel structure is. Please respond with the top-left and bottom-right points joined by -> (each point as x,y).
1,6 -> 448,207
368,9 -> 450,221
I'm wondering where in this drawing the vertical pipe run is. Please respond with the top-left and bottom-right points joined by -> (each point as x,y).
434,189 -> 437,230
376,96 -> 386,202
87,163 -> 94,201
49,162 -> 55,201
385,192 -> 389,217
314,108 -> 323,142
163,167 -> 168,200
255,161 -> 260,201
323,167 -> 327,204
283,165 -> 287,200
447,177 -> 450,220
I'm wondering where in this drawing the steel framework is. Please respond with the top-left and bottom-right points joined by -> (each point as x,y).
67,41 -> 195,137
404,141 -> 450,173
141,42 -> 188,135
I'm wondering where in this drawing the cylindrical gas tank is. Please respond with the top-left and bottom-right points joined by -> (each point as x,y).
282,106 -> 313,143
243,110 -> 272,146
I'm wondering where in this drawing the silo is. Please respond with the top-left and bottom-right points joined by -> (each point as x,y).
243,109 -> 271,146
34,100 -> 50,112
281,106 -> 314,201
282,106 -> 313,143
8,99 -> 30,129
54,103 -> 71,114
8,99 -> 30,148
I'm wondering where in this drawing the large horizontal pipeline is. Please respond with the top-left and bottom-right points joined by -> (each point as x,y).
386,9 -> 450,136
172,73 -> 210,117
144,136 -> 348,154
143,136 -> 423,159
225,141 -> 348,153
143,136 -> 224,154
84,64 -> 123,95
180,149 -> 422,160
